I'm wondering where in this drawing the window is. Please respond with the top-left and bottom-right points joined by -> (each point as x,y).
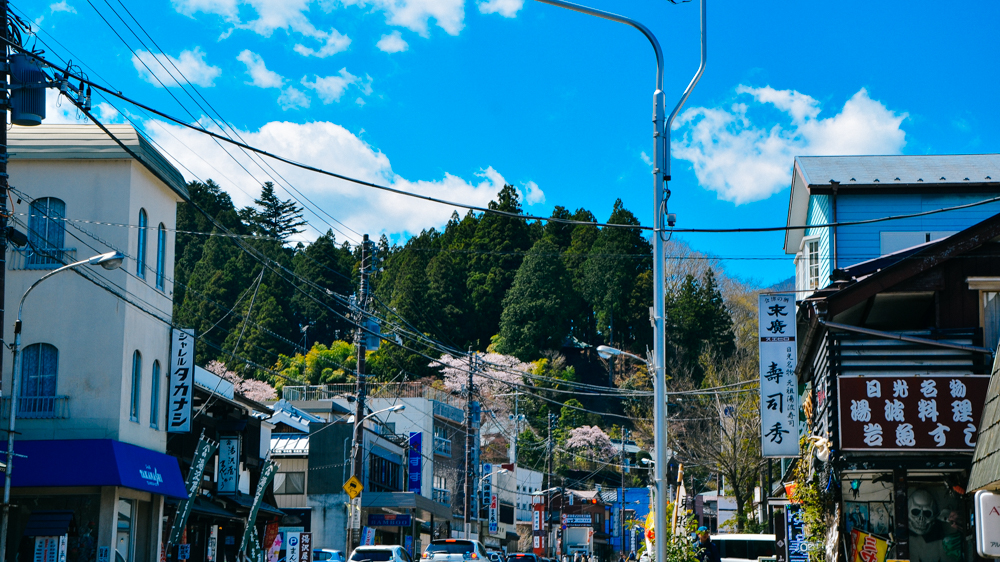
150,360 -> 161,429
807,239 -> 820,290
20,343 -> 58,415
130,351 -> 141,422
27,197 -> 66,267
155,224 -> 166,290
136,209 -> 147,279
274,472 -> 305,494
967,278 -> 1000,352
369,455 -> 401,492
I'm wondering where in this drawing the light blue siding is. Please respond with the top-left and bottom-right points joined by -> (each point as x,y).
835,193 -> 1000,267
806,195 -> 833,288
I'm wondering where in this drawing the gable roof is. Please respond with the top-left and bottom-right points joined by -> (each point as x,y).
784,154 -> 1000,254
9,124 -> 188,200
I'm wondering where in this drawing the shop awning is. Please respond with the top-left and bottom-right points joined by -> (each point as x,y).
220,492 -> 285,517
166,497 -> 243,520
0,439 -> 187,499
363,492 -> 452,521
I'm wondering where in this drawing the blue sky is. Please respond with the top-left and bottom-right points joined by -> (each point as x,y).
18,0 -> 1000,286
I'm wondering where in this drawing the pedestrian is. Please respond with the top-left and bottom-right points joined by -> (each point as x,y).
618,552 -> 626,562
695,527 -> 720,562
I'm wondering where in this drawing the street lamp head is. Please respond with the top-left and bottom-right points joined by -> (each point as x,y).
390,404 -> 405,413
89,251 -> 125,270
596,345 -> 621,359
640,458 -> 653,466
497,468 -> 509,474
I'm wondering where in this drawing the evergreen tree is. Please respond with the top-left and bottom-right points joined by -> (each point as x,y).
242,182 -> 306,241
665,270 -> 735,385
495,238 -> 573,361
291,230 -> 356,346
581,200 -> 652,351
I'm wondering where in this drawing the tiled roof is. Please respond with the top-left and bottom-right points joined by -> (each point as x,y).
796,154 -> 1000,187
270,434 -> 309,456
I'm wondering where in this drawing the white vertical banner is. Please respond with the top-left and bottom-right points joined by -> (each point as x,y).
218,436 -> 241,493
758,294 -> 799,457
168,329 -> 195,433
286,532 -> 301,562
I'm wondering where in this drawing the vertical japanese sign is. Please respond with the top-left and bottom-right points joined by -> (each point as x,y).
298,533 -> 313,562
784,504 -> 808,562
286,532 -> 300,562
169,329 -> 195,433
482,463 -> 492,507
240,460 -> 279,557
218,436 -> 241,493
167,434 -> 218,551
758,294 -> 799,457
489,492 -> 499,534
408,432 -> 422,494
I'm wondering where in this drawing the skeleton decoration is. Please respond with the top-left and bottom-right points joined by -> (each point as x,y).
908,489 -> 937,536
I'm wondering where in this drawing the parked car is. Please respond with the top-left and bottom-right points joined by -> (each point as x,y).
507,553 -> 539,562
315,550 -> 347,562
350,545 -> 414,562
711,533 -> 776,562
422,539 -> 490,561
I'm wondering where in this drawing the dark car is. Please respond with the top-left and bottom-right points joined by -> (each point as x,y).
507,553 -> 540,562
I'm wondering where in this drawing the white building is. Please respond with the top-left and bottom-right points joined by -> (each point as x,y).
1,125 -> 188,562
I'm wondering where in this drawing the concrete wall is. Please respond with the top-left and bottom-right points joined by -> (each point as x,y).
4,158 -> 180,452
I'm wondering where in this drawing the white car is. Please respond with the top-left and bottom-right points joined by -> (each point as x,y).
350,546 -> 415,562
422,539 -> 490,562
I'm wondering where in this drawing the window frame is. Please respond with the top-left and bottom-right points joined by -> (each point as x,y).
155,223 -> 166,290
150,360 -> 161,429
967,277 -> 1000,353
130,350 -> 142,422
20,343 -> 58,398
274,471 -> 306,494
27,197 -> 67,268
136,209 -> 148,279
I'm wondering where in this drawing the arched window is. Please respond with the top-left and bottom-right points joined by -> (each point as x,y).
27,198 -> 66,268
150,360 -> 161,429
21,343 -> 58,415
130,351 -> 141,422
155,224 -> 166,290
136,209 -> 147,279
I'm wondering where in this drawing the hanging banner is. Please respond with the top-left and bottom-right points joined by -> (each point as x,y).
482,463 -> 492,507
168,329 -> 195,433
247,526 -> 265,562
218,436 -> 241,493
838,375 -> 988,451
167,434 -> 218,550
489,493 -> 499,534
758,294 -> 799,457
240,460 -> 279,557
850,529 -> 887,562
408,432 -> 422,494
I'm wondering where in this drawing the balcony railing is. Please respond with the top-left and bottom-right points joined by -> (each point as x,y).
433,488 -> 451,505
0,396 -> 70,419
433,435 -> 452,457
8,247 -> 77,270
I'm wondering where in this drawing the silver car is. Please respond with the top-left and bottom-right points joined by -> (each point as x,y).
422,540 -> 489,562
350,546 -> 414,562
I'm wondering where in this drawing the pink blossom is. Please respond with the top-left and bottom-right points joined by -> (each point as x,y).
205,360 -> 277,402
565,425 -> 615,459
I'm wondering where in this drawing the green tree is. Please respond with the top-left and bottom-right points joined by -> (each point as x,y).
292,230 -> 356,346
582,199 -> 652,351
665,270 -> 735,385
276,341 -> 356,384
495,238 -> 573,361
242,182 -> 306,241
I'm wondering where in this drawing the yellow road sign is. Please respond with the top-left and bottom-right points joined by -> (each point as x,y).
343,475 -> 363,499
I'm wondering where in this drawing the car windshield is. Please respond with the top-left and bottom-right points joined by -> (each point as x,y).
351,550 -> 394,561
426,542 -> 477,554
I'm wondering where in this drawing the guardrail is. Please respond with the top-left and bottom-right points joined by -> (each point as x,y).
0,396 -> 70,419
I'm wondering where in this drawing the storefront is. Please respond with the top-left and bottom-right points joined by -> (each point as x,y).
3,439 -> 188,562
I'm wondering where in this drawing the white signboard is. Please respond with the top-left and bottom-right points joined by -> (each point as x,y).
218,436 -> 240,493
489,493 -> 499,534
758,294 -> 799,457
168,329 -> 195,433
976,490 -> 1000,557
286,532 -> 301,562
350,497 -> 362,529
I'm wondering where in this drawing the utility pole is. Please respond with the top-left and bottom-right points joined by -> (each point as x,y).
464,351 -> 476,539
0,2 -> 11,558
349,234 -> 371,551
547,412 -> 556,557
620,427 -> 629,556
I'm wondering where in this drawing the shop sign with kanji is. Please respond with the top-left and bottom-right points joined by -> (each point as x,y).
838,375 -> 988,451
758,294 -> 799,457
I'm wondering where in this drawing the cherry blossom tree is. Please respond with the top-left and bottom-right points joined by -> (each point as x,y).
433,352 -> 529,399
565,425 -> 616,460
205,360 -> 278,402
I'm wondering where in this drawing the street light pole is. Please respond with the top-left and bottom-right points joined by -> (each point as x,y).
0,251 -> 124,561
531,3 -> 706,561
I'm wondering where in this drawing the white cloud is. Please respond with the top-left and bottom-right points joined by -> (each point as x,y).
672,86 -> 908,204
49,1 -> 76,13
278,86 -> 311,110
520,180 -> 545,205
478,0 -> 522,18
132,47 -> 221,88
236,50 -> 284,88
175,0 -> 467,38
294,28 -> 352,57
639,151 -> 652,166
376,31 -> 409,53
145,119 -> 510,238
37,91 -> 122,125
302,69 -> 359,104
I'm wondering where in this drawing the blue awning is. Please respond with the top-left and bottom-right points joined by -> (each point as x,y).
0,439 -> 188,499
